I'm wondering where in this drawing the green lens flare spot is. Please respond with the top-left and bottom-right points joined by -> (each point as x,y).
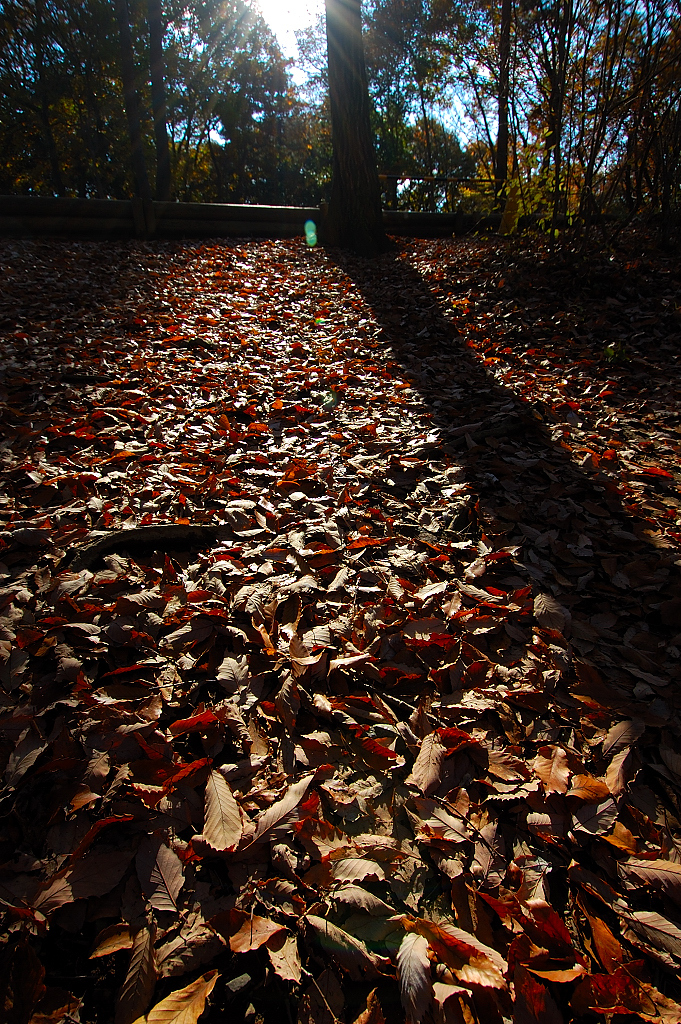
304,219 -> 317,247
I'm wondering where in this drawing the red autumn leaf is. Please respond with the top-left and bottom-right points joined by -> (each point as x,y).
169,710 -> 217,736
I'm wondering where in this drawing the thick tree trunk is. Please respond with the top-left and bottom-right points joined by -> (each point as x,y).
324,0 -> 385,254
495,0 -> 511,202
114,0 -> 152,200
148,0 -> 172,200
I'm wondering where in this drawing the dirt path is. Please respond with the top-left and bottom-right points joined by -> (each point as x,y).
1,235 -> 680,1024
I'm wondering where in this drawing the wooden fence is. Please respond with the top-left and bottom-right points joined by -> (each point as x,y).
0,195 -> 501,241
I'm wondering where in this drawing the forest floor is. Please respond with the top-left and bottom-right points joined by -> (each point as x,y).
1,232 -> 681,1024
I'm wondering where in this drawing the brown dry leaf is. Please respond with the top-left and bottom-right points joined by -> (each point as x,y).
486,749 -> 529,782
244,773 -> 314,848
533,593 -> 566,632
409,918 -> 507,988
267,931 -> 302,983
351,988 -> 385,1024
90,923 -> 133,959
407,731 -> 447,795
229,913 -> 286,952
411,798 -> 471,844
625,910 -> 681,961
578,897 -> 624,974
155,913 -> 225,979
33,849 -> 134,916
603,821 -> 638,855
532,746 -> 570,794
572,798 -> 617,837
115,924 -> 157,1024
567,774 -> 611,803
330,856 -> 386,883
202,770 -> 242,851
526,964 -> 586,982
514,965 -> 563,1024
396,931 -> 432,1024
572,966 -> 681,1022
620,858 -> 681,906
602,719 -> 644,757
332,884 -> 395,916
604,747 -> 633,796
130,969 -> 217,1024
136,838 -> 185,913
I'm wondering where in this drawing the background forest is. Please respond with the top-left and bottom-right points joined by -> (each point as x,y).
0,0 -> 680,228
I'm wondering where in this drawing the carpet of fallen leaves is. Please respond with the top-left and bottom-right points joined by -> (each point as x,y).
1,232 -> 681,1024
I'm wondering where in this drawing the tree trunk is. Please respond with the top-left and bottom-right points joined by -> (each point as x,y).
324,0 -> 385,254
114,0 -> 152,200
416,79 -> 435,212
495,0 -> 511,202
148,0 -> 172,200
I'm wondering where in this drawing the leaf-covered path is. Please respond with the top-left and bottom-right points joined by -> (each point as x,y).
1,235 -> 681,1024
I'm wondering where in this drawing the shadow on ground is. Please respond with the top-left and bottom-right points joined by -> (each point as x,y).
328,239 -> 681,714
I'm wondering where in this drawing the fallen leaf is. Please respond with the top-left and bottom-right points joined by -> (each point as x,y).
532,746 -> 570,794
202,770 -> 242,851
396,932 -> 432,1024
131,969 -> 217,1024
136,838 -> 185,913
406,732 -> 447,795
267,931 -> 302,983
115,924 -> 157,1024
229,912 -> 286,952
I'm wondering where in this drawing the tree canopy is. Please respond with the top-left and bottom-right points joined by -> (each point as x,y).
0,0 -> 679,229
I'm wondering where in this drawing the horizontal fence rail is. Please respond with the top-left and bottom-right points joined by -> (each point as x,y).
0,195 -> 502,241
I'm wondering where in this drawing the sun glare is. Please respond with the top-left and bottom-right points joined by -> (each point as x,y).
255,0 -> 324,56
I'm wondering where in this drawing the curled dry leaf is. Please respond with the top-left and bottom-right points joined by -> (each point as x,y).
532,746 -> 570,794
604,747 -> 633,797
244,773 -> 314,848
90,922 -> 133,959
351,988 -> 386,1024
567,774 -> 611,803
